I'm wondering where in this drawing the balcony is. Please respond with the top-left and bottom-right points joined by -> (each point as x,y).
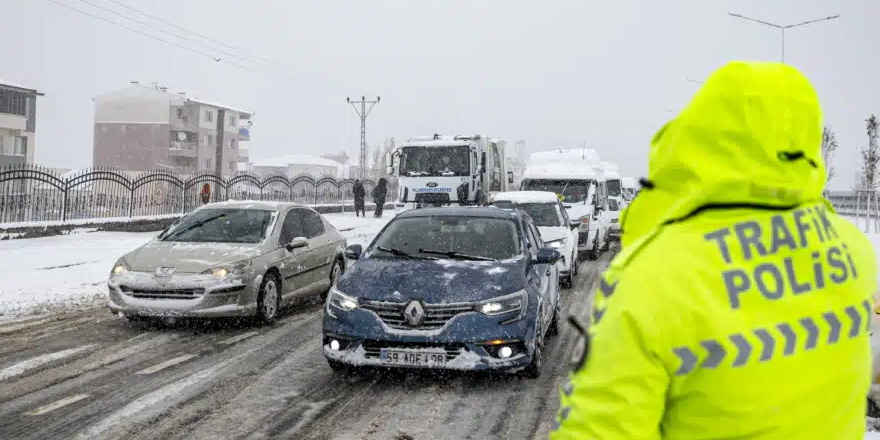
0,154 -> 26,167
169,141 -> 198,158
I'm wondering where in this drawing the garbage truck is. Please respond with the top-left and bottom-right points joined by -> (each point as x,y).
386,134 -> 513,211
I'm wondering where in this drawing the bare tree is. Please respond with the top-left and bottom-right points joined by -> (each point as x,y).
820,126 -> 838,186
859,115 -> 880,191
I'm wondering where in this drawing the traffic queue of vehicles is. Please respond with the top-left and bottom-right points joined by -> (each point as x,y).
105,138 -> 630,378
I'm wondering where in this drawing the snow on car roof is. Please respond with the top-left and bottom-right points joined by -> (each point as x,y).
522,162 -> 600,180
199,200 -> 303,211
492,191 -> 560,203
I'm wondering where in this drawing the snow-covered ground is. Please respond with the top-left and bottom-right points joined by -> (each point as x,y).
0,212 -> 390,319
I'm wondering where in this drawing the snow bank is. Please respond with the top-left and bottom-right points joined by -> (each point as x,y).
0,213 -> 391,319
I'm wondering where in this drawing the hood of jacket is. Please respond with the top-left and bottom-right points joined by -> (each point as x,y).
621,61 -> 826,247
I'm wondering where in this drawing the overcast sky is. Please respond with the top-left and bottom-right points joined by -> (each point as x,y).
2,0 -> 878,189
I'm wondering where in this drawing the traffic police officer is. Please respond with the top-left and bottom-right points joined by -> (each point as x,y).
551,61 -> 878,439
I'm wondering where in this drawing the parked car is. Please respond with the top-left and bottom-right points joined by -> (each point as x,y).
322,207 -> 562,378
107,201 -> 347,324
490,191 -> 580,288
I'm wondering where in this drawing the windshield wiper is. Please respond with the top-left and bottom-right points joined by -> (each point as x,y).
418,249 -> 497,261
376,246 -> 437,260
162,214 -> 226,241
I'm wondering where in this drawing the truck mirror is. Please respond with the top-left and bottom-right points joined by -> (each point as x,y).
386,166 -> 393,175
507,171 -> 514,184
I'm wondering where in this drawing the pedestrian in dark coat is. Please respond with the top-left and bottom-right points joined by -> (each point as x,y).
353,180 -> 366,217
372,178 -> 388,218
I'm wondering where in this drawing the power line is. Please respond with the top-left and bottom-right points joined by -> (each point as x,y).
46,0 -> 251,69
104,0 -> 285,68
72,0 -> 265,68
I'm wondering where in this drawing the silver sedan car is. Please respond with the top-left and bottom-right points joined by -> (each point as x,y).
107,201 -> 348,324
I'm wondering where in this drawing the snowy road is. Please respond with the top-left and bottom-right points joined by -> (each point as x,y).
0,249 -> 610,440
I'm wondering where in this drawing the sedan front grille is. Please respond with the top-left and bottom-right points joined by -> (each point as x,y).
120,286 -> 206,300
361,340 -> 465,360
360,300 -> 474,330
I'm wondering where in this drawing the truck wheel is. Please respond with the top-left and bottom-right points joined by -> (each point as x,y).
869,397 -> 880,418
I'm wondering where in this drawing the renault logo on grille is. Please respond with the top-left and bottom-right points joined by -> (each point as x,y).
403,300 -> 426,327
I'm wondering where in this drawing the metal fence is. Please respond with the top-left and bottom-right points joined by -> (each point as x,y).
827,190 -> 880,233
0,164 -> 393,226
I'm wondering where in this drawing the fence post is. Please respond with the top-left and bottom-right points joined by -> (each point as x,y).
61,188 -> 68,222
314,185 -> 319,205
128,187 -> 134,218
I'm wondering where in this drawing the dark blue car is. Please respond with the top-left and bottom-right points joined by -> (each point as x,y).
322,207 -> 562,378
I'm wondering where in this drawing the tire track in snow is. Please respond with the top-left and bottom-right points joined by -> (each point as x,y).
0,345 -> 97,382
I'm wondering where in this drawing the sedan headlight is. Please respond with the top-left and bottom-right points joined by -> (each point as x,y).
202,260 -> 252,278
110,258 -> 130,276
475,290 -> 527,317
327,286 -> 358,318
546,238 -> 565,249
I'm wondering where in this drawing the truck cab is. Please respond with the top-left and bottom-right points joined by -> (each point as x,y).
520,153 -> 611,260
387,134 -> 511,212
621,176 -> 639,203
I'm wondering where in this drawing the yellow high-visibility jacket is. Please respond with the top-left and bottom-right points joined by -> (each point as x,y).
552,61 -> 878,440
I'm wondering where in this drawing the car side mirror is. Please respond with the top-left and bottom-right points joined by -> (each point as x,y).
285,236 -> 309,252
344,244 -> 363,260
534,248 -> 562,265
569,220 -> 580,230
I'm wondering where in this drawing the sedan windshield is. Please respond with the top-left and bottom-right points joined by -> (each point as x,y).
521,179 -> 591,203
161,208 -> 275,243
400,145 -> 470,177
491,201 -> 562,227
371,216 -> 520,261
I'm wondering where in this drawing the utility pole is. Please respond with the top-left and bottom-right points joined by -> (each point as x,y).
728,12 -> 840,63
346,95 -> 380,179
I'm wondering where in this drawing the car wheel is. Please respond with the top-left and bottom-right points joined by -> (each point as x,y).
256,272 -> 281,325
321,258 -> 344,301
548,298 -> 561,336
869,397 -> 880,418
602,232 -> 611,251
523,318 -> 545,379
587,236 -> 599,260
571,251 -> 579,277
561,275 -> 572,289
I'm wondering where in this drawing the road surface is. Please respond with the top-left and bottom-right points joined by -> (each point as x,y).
0,251 -> 613,440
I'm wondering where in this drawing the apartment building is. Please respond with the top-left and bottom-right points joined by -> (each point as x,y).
93,82 -> 252,176
0,79 -> 43,167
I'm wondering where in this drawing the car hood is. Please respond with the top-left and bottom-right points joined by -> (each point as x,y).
123,240 -> 264,273
338,257 -> 528,303
537,226 -> 570,243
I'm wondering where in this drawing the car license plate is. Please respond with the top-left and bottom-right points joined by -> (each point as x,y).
380,349 -> 447,366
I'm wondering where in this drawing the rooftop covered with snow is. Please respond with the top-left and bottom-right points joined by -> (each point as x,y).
0,78 -> 44,95
522,162 -> 600,180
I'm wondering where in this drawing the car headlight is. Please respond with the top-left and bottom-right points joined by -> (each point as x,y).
327,286 -> 358,318
546,238 -> 565,249
475,290 -> 527,317
202,260 -> 251,278
110,258 -> 130,276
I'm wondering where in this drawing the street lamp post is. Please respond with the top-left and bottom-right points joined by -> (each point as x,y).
728,12 -> 840,63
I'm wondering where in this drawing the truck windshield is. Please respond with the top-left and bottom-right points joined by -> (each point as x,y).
400,146 -> 470,177
607,179 -> 622,197
521,179 -> 592,204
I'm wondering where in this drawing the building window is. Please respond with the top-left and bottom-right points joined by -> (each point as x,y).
0,90 -> 28,116
228,115 -> 236,126
203,134 -> 214,146
229,161 -> 236,171
229,138 -> 236,149
205,110 -> 214,123
14,136 -> 27,156
205,158 -> 213,169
